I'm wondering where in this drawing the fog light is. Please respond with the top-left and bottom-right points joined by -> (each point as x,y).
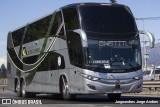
133,76 -> 142,80
87,84 -> 96,90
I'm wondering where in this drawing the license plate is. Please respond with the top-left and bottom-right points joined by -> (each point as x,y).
112,89 -> 122,93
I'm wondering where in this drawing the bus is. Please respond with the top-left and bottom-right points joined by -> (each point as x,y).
7,2 -> 155,101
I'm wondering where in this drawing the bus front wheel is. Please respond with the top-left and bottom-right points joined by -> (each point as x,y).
61,76 -> 75,100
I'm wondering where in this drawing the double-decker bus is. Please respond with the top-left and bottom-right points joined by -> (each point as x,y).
7,2 -> 155,101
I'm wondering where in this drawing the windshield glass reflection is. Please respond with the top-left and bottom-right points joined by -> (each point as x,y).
86,38 -> 141,71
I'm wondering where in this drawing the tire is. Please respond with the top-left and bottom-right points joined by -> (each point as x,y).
107,93 -> 121,101
21,80 -> 36,98
52,94 -> 63,99
16,81 -> 22,97
61,76 -> 76,101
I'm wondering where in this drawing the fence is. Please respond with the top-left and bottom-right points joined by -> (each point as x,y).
143,81 -> 160,90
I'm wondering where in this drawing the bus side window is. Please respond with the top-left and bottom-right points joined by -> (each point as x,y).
66,32 -> 84,68
24,15 -> 52,44
62,7 -> 80,31
12,27 -> 25,47
50,11 -> 64,37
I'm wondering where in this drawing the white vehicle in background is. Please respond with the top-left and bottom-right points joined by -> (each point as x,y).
143,68 -> 160,81
155,68 -> 160,80
143,70 -> 154,81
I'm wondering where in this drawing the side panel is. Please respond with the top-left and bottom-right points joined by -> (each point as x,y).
7,53 -> 16,91
73,67 -> 84,93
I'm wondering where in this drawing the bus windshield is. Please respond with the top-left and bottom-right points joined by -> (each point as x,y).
86,37 -> 142,72
79,5 -> 137,33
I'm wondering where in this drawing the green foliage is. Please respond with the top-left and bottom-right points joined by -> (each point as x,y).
0,64 -> 7,78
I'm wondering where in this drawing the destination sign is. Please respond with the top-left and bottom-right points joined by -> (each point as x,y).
99,41 -> 128,47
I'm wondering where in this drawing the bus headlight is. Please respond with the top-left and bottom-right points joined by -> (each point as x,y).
79,72 -> 100,81
133,76 -> 142,80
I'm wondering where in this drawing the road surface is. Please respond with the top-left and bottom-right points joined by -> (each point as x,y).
0,90 -> 160,107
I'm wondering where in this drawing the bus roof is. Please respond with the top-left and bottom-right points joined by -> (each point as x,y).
10,2 -> 127,33
60,2 -> 126,9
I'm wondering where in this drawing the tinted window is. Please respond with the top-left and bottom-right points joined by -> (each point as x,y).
49,52 -> 65,70
37,53 -> 50,71
7,48 -> 23,70
155,70 -> 160,74
63,8 -> 80,30
12,27 -> 25,46
143,70 -> 151,75
50,12 -> 64,36
23,55 -> 39,64
67,32 -> 83,67
79,6 -> 137,33
37,52 -> 65,71
24,15 -> 52,43
85,37 -> 142,72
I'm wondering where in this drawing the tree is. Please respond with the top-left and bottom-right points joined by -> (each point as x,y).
0,64 -> 7,78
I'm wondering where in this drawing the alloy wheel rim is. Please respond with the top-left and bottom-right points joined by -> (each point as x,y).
63,82 -> 69,98
22,82 -> 26,97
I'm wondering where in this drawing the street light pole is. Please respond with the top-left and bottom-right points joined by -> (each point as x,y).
141,41 -> 149,70
158,39 -> 160,48
110,0 -> 116,3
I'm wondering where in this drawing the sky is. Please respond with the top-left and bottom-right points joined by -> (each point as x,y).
0,0 -> 160,66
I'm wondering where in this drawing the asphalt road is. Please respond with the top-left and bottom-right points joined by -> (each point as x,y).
0,90 -> 160,107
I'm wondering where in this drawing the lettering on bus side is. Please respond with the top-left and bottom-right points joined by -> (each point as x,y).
22,47 -> 41,56
27,48 -> 41,55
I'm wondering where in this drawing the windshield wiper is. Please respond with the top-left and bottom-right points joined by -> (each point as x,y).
92,64 -> 105,71
85,64 -> 106,71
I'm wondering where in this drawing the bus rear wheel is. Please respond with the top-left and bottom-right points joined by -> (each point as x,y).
107,93 -> 121,101
21,80 -> 36,98
16,81 -> 22,97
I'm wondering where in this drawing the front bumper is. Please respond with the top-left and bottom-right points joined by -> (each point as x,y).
83,78 -> 143,94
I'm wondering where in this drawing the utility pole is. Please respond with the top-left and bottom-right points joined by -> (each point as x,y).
141,41 -> 149,70
136,17 -> 160,70
158,39 -> 160,48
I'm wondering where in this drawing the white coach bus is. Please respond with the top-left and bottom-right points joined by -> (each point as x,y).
7,2 -> 155,101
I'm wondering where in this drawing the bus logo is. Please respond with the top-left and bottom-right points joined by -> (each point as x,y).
109,75 -> 115,79
58,56 -> 61,66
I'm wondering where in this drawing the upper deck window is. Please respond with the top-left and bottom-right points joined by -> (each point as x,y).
24,15 -> 52,43
79,5 -> 137,33
12,27 -> 25,47
63,7 -> 80,30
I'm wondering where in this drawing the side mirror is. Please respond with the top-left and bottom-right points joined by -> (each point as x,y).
73,29 -> 88,47
139,30 -> 155,48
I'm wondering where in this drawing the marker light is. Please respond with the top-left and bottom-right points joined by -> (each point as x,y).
133,76 -> 142,80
